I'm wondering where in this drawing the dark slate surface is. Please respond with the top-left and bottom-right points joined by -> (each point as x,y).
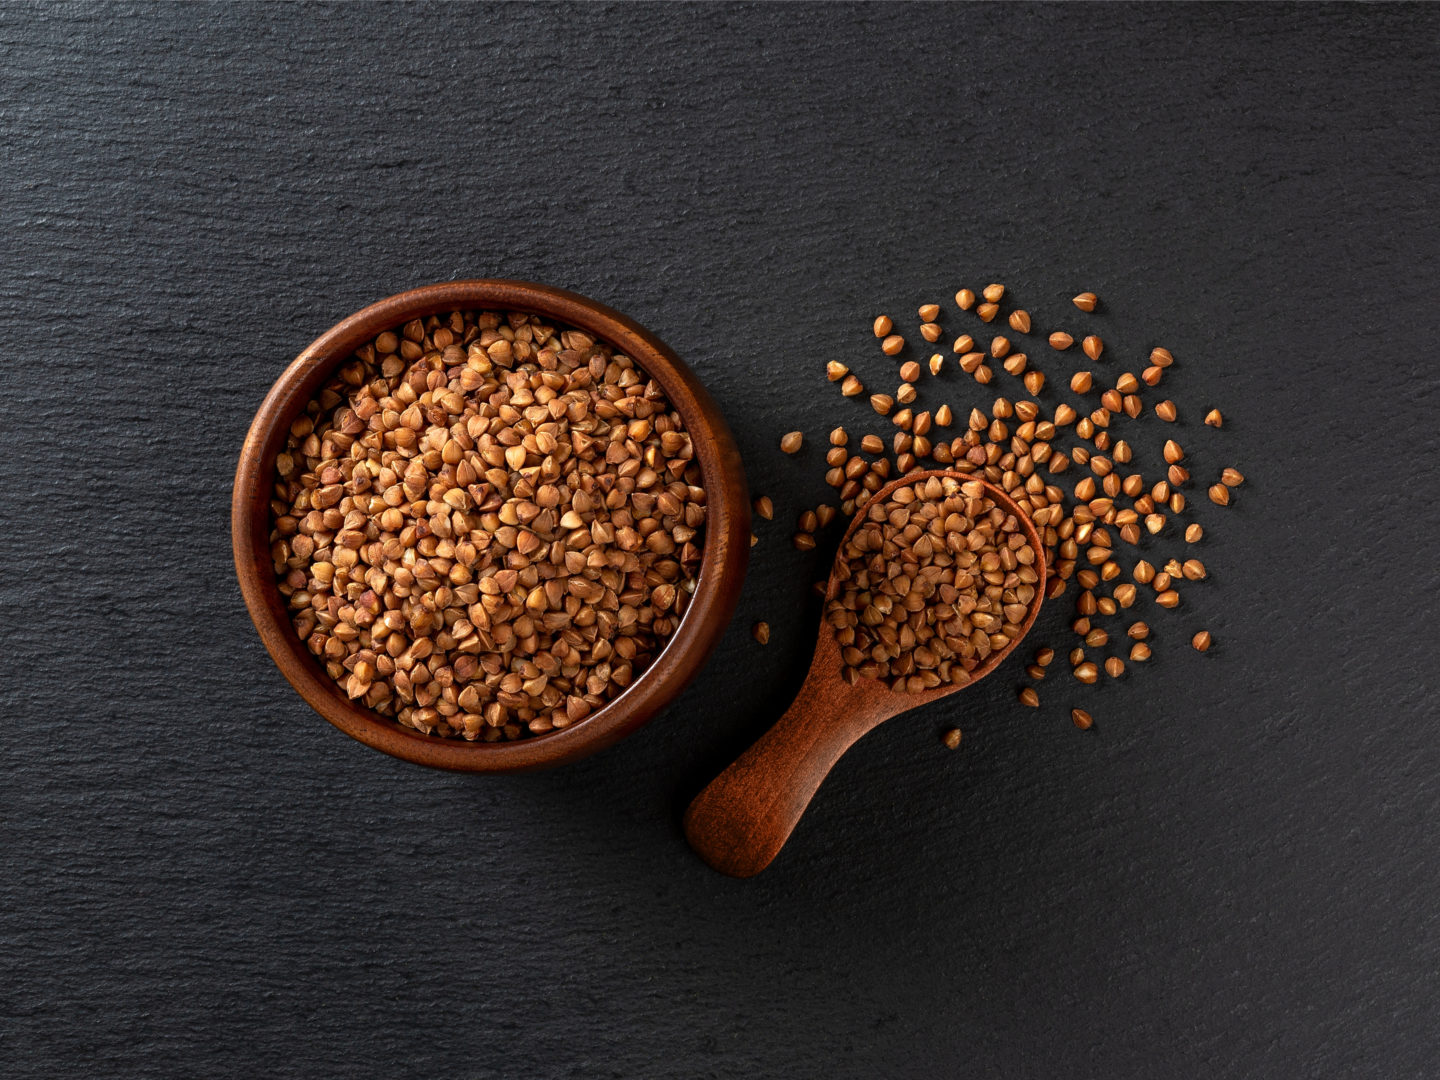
3,3 -> 1438,1077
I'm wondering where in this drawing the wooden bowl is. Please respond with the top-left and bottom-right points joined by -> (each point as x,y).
232,280 -> 750,771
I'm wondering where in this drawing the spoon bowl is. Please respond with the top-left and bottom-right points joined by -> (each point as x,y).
683,469 -> 1046,876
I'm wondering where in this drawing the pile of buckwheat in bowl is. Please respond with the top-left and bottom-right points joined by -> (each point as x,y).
825,475 -> 1037,692
268,309 -> 706,742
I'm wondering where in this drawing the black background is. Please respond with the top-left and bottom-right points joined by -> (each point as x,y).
3,4 -> 1438,1077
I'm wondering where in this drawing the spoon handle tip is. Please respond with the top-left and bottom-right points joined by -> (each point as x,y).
684,652 -> 890,877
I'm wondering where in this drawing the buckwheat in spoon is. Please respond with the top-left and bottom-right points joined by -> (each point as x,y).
684,470 -> 1046,876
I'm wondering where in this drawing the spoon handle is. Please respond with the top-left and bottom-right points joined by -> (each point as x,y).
683,656 -> 890,877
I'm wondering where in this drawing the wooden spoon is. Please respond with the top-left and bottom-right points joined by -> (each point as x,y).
683,470 -> 1047,877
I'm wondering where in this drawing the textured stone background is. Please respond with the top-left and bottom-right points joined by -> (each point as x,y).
3,4 -> 1438,1077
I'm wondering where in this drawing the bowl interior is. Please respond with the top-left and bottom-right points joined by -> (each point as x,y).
233,281 -> 749,771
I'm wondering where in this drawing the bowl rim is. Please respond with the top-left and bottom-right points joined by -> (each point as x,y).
232,279 -> 749,771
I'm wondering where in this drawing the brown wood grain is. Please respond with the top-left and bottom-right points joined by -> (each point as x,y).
231,280 -> 750,771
